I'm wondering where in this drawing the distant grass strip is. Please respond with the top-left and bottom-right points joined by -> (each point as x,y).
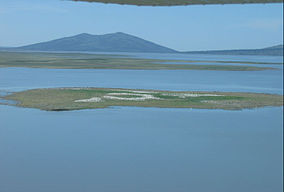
2,87 -> 283,111
72,0 -> 282,6
0,52 -> 278,71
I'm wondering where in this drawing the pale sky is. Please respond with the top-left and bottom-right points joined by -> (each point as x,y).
0,0 -> 283,51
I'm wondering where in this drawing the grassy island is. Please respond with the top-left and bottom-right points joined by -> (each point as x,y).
2,87 -> 283,111
0,52 -> 280,71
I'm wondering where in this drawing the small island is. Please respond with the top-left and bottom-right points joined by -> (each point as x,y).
1,87 -> 283,111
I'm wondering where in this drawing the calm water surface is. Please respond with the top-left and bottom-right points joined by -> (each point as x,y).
0,106 -> 282,192
0,54 -> 283,192
0,67 -> 282,94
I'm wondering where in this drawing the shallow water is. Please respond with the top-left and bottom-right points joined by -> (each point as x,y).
0,53 -> 283,192
159,61 -> 282,69
0,98 -> 17,105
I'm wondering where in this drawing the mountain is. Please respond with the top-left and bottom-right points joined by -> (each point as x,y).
185,45 -> 283,56
7,34 -> 283,56
17,32 -> 177,53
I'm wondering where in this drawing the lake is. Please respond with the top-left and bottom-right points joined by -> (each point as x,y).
0,53 -> 283,192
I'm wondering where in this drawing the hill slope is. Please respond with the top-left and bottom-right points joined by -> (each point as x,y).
18,32 -> 177,53
185,45 -> 283,56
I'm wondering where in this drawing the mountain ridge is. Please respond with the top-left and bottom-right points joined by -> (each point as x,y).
17,32 -> 177,53
2,33 -> 282,56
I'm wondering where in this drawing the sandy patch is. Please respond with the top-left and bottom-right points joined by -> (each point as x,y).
75,97 -> 102,102
104,93 -> 160,101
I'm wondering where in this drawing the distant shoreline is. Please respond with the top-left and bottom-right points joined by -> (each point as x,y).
0,51 -> 281,71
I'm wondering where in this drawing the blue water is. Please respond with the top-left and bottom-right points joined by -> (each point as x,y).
0,67 -> 282,94
0,106 -> 282,192
0,53 -> 283,192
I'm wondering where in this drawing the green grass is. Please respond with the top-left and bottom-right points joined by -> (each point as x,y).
0,51 -> 279,71
72,0 -> 282,6
2,87 -> 283,111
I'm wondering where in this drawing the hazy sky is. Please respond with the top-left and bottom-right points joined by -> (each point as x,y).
0,0 -> 283,51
